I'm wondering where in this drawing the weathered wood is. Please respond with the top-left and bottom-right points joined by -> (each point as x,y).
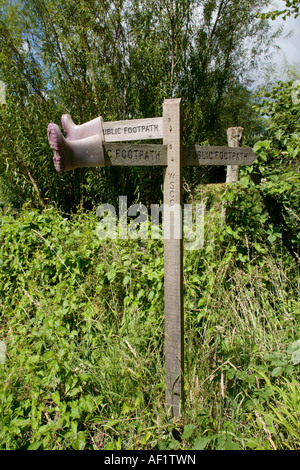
225,127 -> 244,182
163,98 -> 184,417
103,143 -> 257,167
103,143 -> 167,166
183,144 -> 255,166
103,117 -> 163,142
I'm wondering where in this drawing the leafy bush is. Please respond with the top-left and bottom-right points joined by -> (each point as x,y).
0,207 -> 170,449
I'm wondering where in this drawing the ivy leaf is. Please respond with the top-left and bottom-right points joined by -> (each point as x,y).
267,233 -> 277,243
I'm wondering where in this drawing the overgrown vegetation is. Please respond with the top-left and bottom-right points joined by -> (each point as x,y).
0,205 -> 299,450
0,0 -> 299,451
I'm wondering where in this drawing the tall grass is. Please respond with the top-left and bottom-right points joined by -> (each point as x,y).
184,248 -> 299,448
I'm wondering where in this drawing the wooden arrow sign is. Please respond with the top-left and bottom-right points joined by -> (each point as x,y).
102,117 -> 257,167
103,143 -> 257,166
103,117 -> 163,141
184,145 -> 257,166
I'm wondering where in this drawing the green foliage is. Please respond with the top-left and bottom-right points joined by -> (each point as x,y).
221,79 -> 300,262
0,0 -> 299,452
260,0 -> 300,20
0,0 -> 275,211
0,207 -> 165,449
244,372 -> 300,450
0,206 -> 299,450
183,0 -> 272,145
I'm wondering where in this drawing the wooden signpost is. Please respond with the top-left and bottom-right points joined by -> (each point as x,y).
49,98 -> 257,417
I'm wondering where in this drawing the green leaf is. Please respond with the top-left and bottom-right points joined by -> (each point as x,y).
0,341 -> 6,364
105,420 -> 118,428
193,437 -> 208,450
27,441 -> 42,450
11,418 -> 30,428
137,289 -> 145,299
79,396 -> 95,413
106,269 -> 117,281
291,350 -> 300,366
182,424 -> 194,440
267,234 -> 277,243
51,391 -> 61,405
72,431 -> 86,450
224,437 -> 240,450
226,191 -> 235,204
254,243 -> 266,253
121,401 -> 132,415
246,438 -> 260,449
271,366 -> 284,377
287,340 -> 300,354
67,387 -> 81,397
70,405 -> 81,420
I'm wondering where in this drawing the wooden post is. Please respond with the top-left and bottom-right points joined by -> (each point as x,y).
163,98 -> 184,417
221,126 -> 244,223
225,127 -> 244,184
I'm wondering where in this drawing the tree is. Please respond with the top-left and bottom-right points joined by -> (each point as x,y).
182,0 -> 278,143
0,0 -> 279,211
0,0 -> 53,208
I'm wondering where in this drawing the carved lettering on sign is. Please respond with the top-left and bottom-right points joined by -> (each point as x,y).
108,148 -> 161,161
184,146 -> 256,166
188,148 -> 249,162
103,127 -> 122,136
103,124 -> 159,137
103,143 -> 166,166
103,117 -> 163,142
168,172 -> 176,206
